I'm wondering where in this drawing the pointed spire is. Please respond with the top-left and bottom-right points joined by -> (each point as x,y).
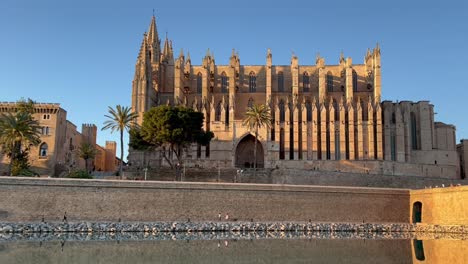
186,51 -> 191,62
147,15 -> 159,45
206,48 -> 211,57
339,51 -> 345,64
179,48 -> 184,59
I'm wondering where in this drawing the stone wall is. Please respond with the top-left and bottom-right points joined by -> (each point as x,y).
124,167 -> 466,189
0,177 -> 409,223
410,186 -> 468,225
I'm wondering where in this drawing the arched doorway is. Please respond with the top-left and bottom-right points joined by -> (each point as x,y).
412,202 -> 422,223
235,134 -> 264,168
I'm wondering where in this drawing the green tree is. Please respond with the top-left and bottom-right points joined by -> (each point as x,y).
140,105 -> 213,172
102,105 -> 138,178
77,142 -> 97,173
0,100 -> 41,176
242,104 -> 272,177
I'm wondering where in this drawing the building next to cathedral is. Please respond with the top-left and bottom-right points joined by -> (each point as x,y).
0,102 -> 120,176
129,16 -> 465,180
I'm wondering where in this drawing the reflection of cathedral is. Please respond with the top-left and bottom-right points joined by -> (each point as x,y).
130,16 -> 462,179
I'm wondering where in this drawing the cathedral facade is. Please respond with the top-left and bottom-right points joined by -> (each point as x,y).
130,16 -> 461,179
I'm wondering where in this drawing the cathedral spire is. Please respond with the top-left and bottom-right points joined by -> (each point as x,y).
146,15 -> 160,64
147,15 -> 159,46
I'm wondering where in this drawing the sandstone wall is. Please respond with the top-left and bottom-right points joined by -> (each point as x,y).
0,177 -> 409,223
410,186 -> 468,225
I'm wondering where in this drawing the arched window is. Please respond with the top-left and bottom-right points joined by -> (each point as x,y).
278,72 -> 284,92
69,138 -> 74,151
279,100 -> 286,122
249,72 -> 257,92
221,72 -> 228,93
326,72 -> 333,92
41,126 -> 50,135
247,98 -> 254,108
39,143 -> 48,157
303,72 -> 310,92
215,102 -> 222,121
196,73 -> 202,94
352,70 -> 358,92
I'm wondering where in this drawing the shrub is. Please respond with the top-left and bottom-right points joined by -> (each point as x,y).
66,170 -> 93,179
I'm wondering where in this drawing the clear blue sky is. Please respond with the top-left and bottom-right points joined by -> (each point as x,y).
1,0 -> 467,160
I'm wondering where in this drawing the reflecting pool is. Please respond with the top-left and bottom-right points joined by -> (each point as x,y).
0,232 -> 466,264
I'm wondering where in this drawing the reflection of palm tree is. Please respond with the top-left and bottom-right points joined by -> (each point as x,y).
242,104 -> 271,177
0,112 -> 41,175
102,105 -> 138,178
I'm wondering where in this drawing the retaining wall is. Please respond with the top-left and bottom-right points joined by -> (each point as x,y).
0,177 -> 409,223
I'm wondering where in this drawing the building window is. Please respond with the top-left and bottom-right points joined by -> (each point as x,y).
41,126 -> 50,135
215,102 -> 222,121
39,143 -> 48,157
303,72 -> 310,92
249,72 -> 257,92
279,100 -> 285,122
411,112 -> 419,150
278,72 -> 284,92
326,72 -> 333,92
247,98 -> 254,108
352,70 -> 358,92
42,114 -> 50,120
197,73 -> 202,94
221,72 -> 229,93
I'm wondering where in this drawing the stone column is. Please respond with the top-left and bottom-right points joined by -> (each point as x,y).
329,100 -> 336,160
339,101 -> 346,160
356,100 -> 363,160
375,103 -> 383,160
320,102 -> 327,160
285,101 -> 291,160
293,102 -> 299,160
312,100 -> 318,160
395,104 -> 405,162
347,101 -> 355,160
301,102 -> 308,160
367,101 -> 375,159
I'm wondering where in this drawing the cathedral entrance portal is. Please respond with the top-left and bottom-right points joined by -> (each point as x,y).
235,134 -> 264,168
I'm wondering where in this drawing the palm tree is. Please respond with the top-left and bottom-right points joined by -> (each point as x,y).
242,104 -> 272,177
102,105 -> 138,178
0,112 -> 41,175
77,142 -> 96,174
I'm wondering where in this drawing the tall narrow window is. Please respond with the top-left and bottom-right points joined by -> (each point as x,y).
221,72 -> 228,93
279,128 -> 285,160
215,102 -> 222,121
279,100 -> 286,122
326,72 -> 333,92
303,72 -> 310,92
249,72 -> 257,92
391,132 -> 396,161
39,143 -> 48,157
306,101 -> 312,122
278,72 -> 284,92
197,73 -> 202,94
352,70 -> 358,92
411,112 -> 419,150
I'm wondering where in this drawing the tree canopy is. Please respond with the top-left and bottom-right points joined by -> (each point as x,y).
139,105 -> 213,167
0,98 -> 41,176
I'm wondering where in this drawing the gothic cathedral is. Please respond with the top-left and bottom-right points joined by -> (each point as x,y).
130,16 -> 460,179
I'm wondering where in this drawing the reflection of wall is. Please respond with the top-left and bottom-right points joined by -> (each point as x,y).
410,186 -> 468,225
412,239 -> 468,264
0,238 -> 412,264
